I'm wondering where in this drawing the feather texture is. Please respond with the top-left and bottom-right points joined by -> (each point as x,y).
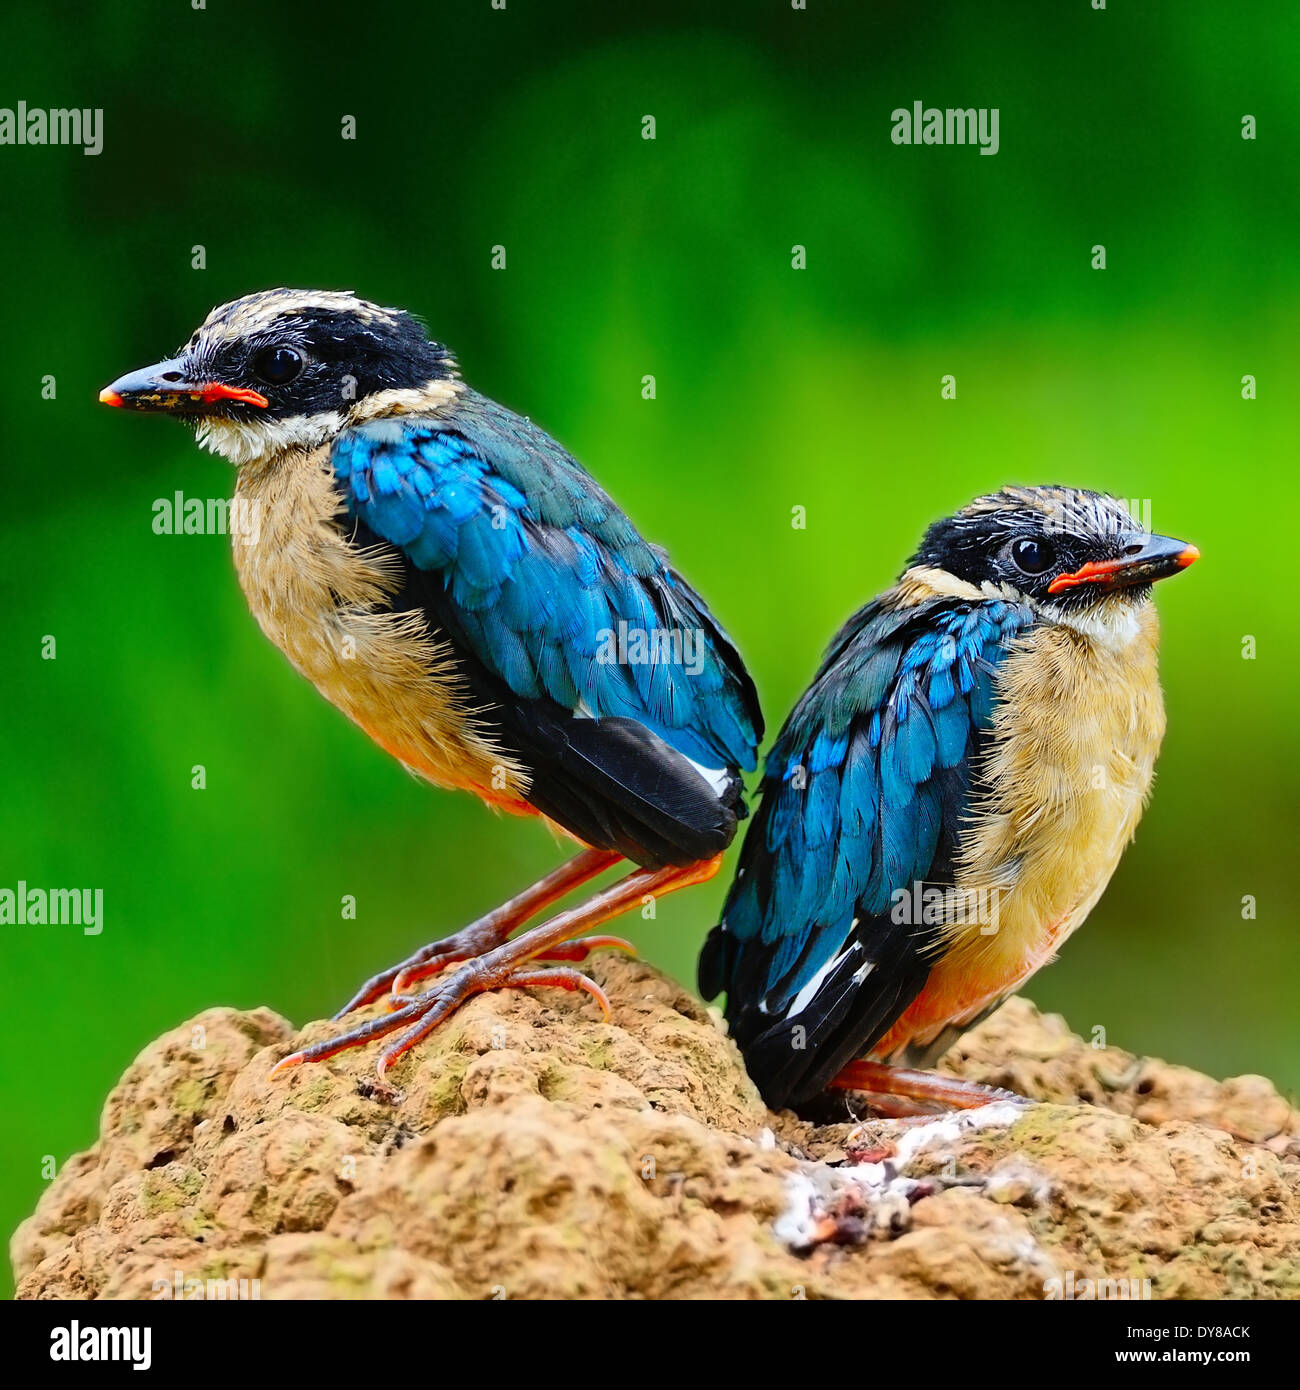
328,391 -> 763,867
698,591 -> 1033,1108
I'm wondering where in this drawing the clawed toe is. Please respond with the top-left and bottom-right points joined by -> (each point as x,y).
273,956 -> 616,1084
278,852 -> 716,1088
333,924 -> 496,1019
535,934 -> 636,964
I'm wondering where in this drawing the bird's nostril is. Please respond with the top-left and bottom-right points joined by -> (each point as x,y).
158,370 -> 185,383
1123,542 -> 1144,556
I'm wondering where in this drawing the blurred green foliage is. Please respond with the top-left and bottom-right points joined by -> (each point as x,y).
2,2 -> 1297,1293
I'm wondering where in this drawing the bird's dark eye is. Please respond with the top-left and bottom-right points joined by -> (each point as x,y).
251,345 -> 303,386
1010,536 -> 1055,575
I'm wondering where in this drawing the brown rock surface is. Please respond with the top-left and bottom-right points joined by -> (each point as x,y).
12,958 -> 1300,1300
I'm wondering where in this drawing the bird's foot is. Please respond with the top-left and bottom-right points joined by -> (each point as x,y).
361,933 -> 636,1017
272,950 -> 620,1083
332,848 -> 622,1018
335,918 -> 507,1018
829,1059 -> 1030,1116
385,936 -> 634,1009
388,931 -> 634,999
274,853 -> 721,1087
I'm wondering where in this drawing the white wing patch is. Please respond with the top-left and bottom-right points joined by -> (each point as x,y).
787,939 -> 868,1019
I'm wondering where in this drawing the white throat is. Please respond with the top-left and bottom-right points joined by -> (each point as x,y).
196,413 -> 344,467
1038,594 -> 1144,650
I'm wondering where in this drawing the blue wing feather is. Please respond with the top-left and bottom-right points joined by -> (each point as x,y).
330,390 -> 761,776
702,595 -> 1034,1035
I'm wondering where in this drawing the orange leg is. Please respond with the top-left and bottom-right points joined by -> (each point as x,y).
385,937 -> 636,1009
274,854 -> 723,1083
334,848 -> 621,1017
829,1059 -> 1027,1115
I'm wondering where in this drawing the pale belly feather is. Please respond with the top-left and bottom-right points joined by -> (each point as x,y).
875,608 -> 1166,1058
229,448 -> 531,809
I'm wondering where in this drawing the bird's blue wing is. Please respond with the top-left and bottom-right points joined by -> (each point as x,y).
699,595 -> 1033,1106
330,393 -> 761,777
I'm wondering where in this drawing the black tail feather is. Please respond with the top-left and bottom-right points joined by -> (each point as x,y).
353,518 -> 748,870
511,706 -> 741,868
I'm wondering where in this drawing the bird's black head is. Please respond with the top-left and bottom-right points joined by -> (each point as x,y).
99,289 -> 457,464
910,485 -> 1198,613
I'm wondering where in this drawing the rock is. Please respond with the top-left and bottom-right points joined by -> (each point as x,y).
11,957 -> 1300,1300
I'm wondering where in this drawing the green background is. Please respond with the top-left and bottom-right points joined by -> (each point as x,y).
3,2 -> 1296,1293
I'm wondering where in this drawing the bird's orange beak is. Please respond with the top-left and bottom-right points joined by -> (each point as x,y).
1048,534 -> 1199,595
99,357 -> 268,413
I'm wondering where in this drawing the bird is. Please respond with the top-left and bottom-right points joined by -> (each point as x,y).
100,288 -> 762,1085
699,485 -> 1197,1116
